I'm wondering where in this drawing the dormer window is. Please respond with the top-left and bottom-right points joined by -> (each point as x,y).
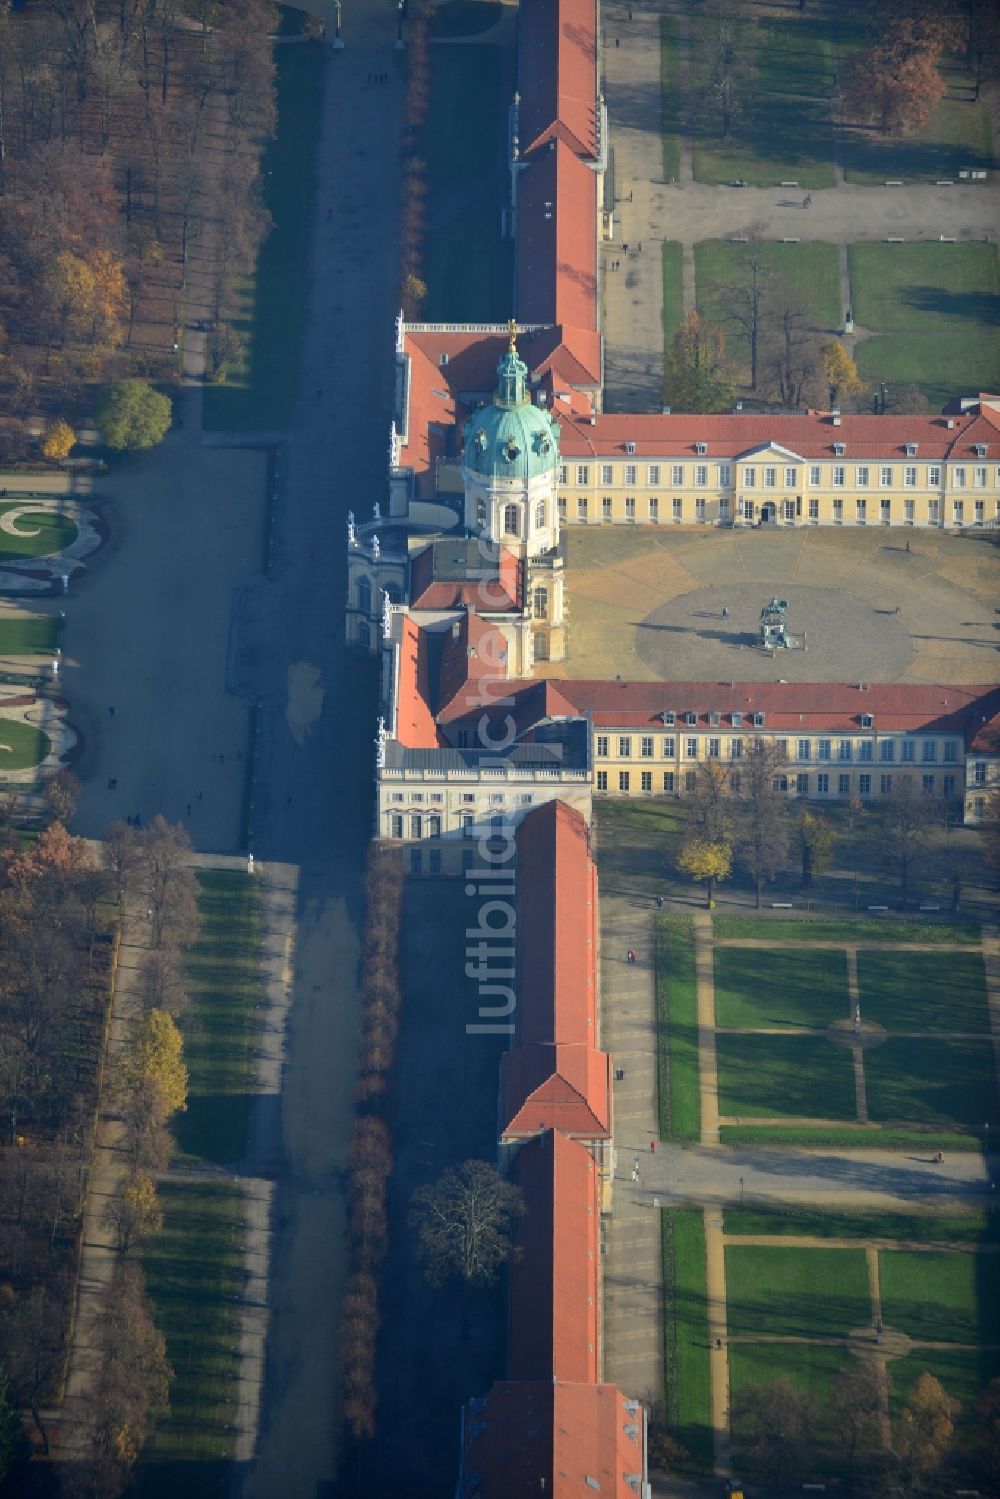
661,710 -> 675,725
438,352 -> 449,367
695,442 -> 707,456
974,443 -> 988,457
731,711 -> 743,727
833,442 -> 845,456
709,711 -> 720,727
905,443 -> 918,457
685,711 -> 697,725
859,713 -> 873,728
752,712 -> 765,727
625,441 -> 636,455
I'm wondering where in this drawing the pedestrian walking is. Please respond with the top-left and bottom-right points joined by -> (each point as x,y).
615,37 -> 619,46
650,1140 -> 656,1153
722,604 -> 729,618
895,604 -> 901,615
197,790 -> 203,803
109,705 -> 115,717
655,894 -> 664,909
637,240 -> 642,253
623,241 -> 629,254
905,539 -> 911,552
186,803 -> 192,815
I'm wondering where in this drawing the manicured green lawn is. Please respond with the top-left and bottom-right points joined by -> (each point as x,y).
724,1208 -> 994,1244
842,53 -> 994,185
655,915 -> 700,1141
720,1123 -> 981,1150
725,1244 -> 871,1339
662,241 -> 684,351
142,1179 -> 243,1464
690,13 -> 836,187
848,242 -> 1000,335
0,718 -> 51,773
888,1343 -> 1000,1424
0,616 -> 59,654
203,45 -> 324,431
865,1038 -> 998,1130
663,1210 -> 712,1469
856,331 -> 1000,413
696,240 -> 842,334
715,1034 -> 857,1120
430,0 -> 503,38
879,1249 -> 999,1344
729,1340 -> 851,1414
857,950 -> 989,1034
660,15 -> 681,183
713,915 -> 980,945
0,504 -> 77,558
176,871 -> 264,1164
425,45 -> 506,183
424,215 -> 513,323
592,798 -> 686,896
714,946 -> 848,1029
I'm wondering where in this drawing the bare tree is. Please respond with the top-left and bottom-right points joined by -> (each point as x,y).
734,738 -> 790,907
730,1378 -> 817,1489
720,231 -> 772,393
873,775 -> 928,905
411,1159 -> 524,1288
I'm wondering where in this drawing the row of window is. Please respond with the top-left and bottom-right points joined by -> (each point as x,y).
388,791 -> 535,805
597,770 -> 958,796
594,734 -> 960,763
558,462 -> 998,490
556,496 -> 995,524
389,811 -> 514,838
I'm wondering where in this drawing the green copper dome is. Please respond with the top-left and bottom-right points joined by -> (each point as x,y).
462,327 -> 561,482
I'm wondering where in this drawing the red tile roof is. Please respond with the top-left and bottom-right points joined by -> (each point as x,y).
410,543 -> 522,612
557,407 -> 997,459
502,1043 -> 611,1138
515,800 -> 598,1046
460,1380 -> 644,1497
518,0 -> 599,160
551,680 -> 1000,738
394,617 -> 444,748
508,1130 -> 599,1383
436,614 -> 510,719
516,140 -> 598,334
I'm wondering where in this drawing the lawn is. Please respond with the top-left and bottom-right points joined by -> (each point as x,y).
725,1244 -> 871,1339
662,1209 -> 711,1469
424,212 -> 513,323
0,504 -> 77,559
655,915 -> 700,1141
715,1034 -> 857,1120
865,1037 -> 998,1130
888,1343 -> 1000,1425
879,1248 -> 997,1344
856,331 -> 1000,414
0,616 -> 59,654
660,15 -> 681,183
848,242 -> 1000,335
857,950 -> 989,1034
728,1340 -> 851,1416
176,870 -> 264,1164
713,946 -> 848,1029
724,1207 -> 995,1244
842,51 -> 994,185
202,45 -> 324,431
0,718 -> 50,774
689,13 -> 836,188
695,240 -> 843,338
713,915 -> 980,945
141,1178 -> 243,1466
662,241 -> 684,350
592,798 -> 686,896
720,1123 -> 981,1150
425,45 -> 506,183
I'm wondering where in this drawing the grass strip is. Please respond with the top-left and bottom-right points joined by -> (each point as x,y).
719,1124 -> 981,1150
725,1243 -> 871,1339
142,1178 -> 243,1464
662,240 -> 684,351
656,915 -> 700,1141
723,1207 -> 994,1243
0,616 -> 59,654
662,1209 -> 712,1470
660,15 -> 681,183
712,915 -> 980,945
177,870 -> 264,1164
203,45 -> 324,431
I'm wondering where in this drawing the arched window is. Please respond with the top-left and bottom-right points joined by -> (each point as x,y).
534,500 -> 545,529
385,584 -> 401,604
503,503 -> 519,536
533,586 -> 548,620
357,576 -> 372,614
359,623 -> 371,650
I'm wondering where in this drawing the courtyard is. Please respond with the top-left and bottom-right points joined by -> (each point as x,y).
538,523 -> 1000,683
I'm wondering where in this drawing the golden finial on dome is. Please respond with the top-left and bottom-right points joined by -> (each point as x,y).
507,317 -> 518,352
